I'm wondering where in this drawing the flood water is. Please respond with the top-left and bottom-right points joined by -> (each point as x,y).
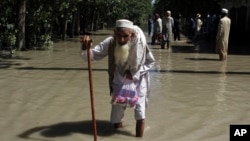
0,29 -> 250,141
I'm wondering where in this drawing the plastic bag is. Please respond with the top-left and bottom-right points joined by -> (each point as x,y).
111,79 -> 138,107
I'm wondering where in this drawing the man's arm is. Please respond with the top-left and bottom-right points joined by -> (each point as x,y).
140,51 -> 155,76
80,36 -> 113,61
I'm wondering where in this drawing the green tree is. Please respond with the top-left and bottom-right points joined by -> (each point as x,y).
1,0 -> 153,51
0,0 -> 18,51
17,0 -> 26,51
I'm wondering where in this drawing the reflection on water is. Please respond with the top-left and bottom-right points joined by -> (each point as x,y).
216,61 -> 227,102
214,61 -> 228,113
1,30 -> 250,141
147,47 -> 250,141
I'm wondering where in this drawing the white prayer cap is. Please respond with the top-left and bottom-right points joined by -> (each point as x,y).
221,8 -> 228,14
196,13 -> 201,18
166,10 -> 171,14
116,19 -> 133,29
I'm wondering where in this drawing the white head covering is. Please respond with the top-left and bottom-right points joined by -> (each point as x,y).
116,19 -> 133,29
196,13 -> 201,18
166,10 -> 171,14
221,8 -> 228,14
127,25 -> 147,71
115,19 -> 147,71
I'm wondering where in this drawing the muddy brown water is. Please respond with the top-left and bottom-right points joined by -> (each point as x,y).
1,29 -> 250,141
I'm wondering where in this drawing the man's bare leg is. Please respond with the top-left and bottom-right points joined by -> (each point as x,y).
114,122 -> 123,129
136,119 -> 144,137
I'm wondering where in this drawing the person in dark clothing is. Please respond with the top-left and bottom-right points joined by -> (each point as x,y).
188,17 -> 195,38
174,14 -> 182,41
148,14 -> 154,36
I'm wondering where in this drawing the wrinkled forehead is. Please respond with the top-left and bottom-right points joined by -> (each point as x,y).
115,27 -> 133,37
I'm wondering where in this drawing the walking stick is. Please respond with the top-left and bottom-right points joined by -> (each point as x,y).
87,44 -> 98,141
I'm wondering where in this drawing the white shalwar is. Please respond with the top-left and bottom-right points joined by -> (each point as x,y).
80,25 -> 155,123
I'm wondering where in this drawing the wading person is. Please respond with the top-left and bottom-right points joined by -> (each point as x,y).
151,13 -> 162,45
148,14 -> 154,36
216,8 -> 231,61
173,14 -> 182,41
80,19 -> 155,137
193,13 -> 203,41
161,10 -> 174,49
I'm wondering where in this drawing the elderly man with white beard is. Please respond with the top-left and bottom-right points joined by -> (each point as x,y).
80,19 -> 155,137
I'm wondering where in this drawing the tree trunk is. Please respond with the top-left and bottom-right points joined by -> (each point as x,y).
70,12 -> 77,37
62,9 -> 68,40
75,11 -> 80,35
93,12 -> 99,31
90,9 -> 96,31
17,0 -> 26,51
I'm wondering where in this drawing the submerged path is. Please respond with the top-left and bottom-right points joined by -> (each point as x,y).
1,29 -> 250,141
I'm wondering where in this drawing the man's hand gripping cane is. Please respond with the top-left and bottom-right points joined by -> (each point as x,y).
80,35 -> 93,50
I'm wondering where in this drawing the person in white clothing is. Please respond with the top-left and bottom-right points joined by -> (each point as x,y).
161,10 -> 174,49
151,13 -> 162,45
216,8 -> 231,61
194,13 -> 203,40
80,19 -> 155,137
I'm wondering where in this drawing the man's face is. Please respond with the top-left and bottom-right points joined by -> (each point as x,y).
166,12 -> 170,17
114,28 -> 133,45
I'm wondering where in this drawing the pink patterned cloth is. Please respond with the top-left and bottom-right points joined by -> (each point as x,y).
111,79 -> 138,107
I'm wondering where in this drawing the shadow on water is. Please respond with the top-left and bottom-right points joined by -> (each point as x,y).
171,39 -> 215,54
16,66 -> 108,71
149,44 -> 214,54
0,61 -> 22,69
16,66 -> 250,75
171,45 -> 199,53
0,54 -> 31,69
18,120 -> 134,140
0,54 -> 31,60
185,57 -> 219,61
147,39 -> 215,53
149,69 -> 250,75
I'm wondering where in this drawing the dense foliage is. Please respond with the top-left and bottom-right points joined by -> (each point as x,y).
0,0 -> 224,51
0,0 -> 17,50
153,0 -> 221,18
0,0 -> 152,51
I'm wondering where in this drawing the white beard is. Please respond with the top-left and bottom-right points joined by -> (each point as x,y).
114,41 -> 130,65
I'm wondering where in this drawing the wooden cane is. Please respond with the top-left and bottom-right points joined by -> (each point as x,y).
87,43 -> 98,141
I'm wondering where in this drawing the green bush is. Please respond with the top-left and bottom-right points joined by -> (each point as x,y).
37,34 -> 54,50
0,24 -> 17,49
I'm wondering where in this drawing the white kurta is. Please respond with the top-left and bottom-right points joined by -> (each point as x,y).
162,16 -> 174,41
80,26 -> 155,122
216,16 -> 231,60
